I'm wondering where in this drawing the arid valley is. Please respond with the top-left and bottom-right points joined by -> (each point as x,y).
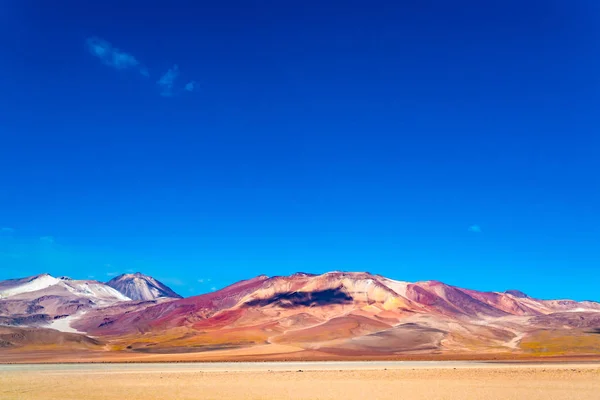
2,362 -> 600,400
1,271 -> 599,398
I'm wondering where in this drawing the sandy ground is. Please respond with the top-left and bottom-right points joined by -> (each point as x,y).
1,362 -> 599,400
3,344 -> 600,363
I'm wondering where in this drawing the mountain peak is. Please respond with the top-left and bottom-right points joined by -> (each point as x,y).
0,274 -> 61,298
505,289 -> 529,298
3,270 -> 600,358
291,272 -> 317,278
106,272 -> 182,301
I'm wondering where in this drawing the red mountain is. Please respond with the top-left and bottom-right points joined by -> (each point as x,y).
2,271 -> 600,359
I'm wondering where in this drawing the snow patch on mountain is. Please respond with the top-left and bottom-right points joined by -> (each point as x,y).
0,274 -> 60,299
61,279 -> 131,303
47,311 -> 88,334
106,273 -> 182,301
377,277 -> 410,297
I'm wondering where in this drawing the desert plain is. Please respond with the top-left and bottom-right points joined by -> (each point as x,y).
1,361 -> 599,400
2,272 -> 600,399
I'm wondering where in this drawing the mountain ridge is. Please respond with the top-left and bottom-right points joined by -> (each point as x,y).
1,271 -> 600,359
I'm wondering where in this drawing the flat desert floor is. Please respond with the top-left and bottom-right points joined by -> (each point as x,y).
1,361 -> 599,400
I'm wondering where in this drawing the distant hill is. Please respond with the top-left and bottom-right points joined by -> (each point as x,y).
0,273 -> 130,327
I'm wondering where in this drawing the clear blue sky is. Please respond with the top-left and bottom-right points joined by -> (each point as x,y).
1,1 -> 599,300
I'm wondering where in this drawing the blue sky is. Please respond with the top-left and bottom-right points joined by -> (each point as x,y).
1,1 -> 599,300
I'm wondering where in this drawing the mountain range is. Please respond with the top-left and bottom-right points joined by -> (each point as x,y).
1,271 -> 599,361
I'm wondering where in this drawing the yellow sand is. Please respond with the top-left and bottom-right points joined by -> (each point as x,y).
1,363 -> 599,400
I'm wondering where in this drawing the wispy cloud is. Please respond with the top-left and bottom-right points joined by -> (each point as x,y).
86,37 -> 147,75
88,275 -> 96,279
157,65 -> 196,97
157,65 -> 179,96
468,225 -> 482,233
210,286 -> 217,291
197,278 -> 205,283
0,252 -> 22,260
0,227 -> 14,234
184,81 -> 196,92
86,37 -> 195,97
39,236 -> 54,243
159,277 -> 184,286
106,271 -> 119,277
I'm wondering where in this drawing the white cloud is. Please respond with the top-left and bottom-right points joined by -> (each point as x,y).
85,38 -> 196,97
184,81 -> 195,92
157,65 -> 179,96
106,272 -> 119,277
157,66 -> 196,96
0,252 -> 22,260
210,286 -> 216,291
159,277 -> 184,286
86,37 -> 147,75
39,236 -> 54,243
468,225 -> 482,233
197,278 -> 204,283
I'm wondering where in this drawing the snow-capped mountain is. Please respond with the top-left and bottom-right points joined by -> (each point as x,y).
2,271 -> 600,359
0,274 -> 61,299
106,272 -> 182,301
0,274 -> 131,329
0,274 -> 129,302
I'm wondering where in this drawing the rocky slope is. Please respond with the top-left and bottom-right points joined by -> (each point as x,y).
0,274 -> 134,330
2,271 -> 600,357
69,272 -> 600,356
106,272 -> 182,301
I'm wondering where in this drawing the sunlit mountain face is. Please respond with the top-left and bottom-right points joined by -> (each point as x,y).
106,272 -> 182,301
1,271 -> 599,360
